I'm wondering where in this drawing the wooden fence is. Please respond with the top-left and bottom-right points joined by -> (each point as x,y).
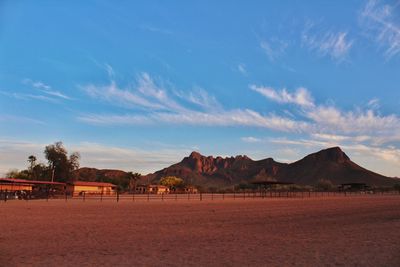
1,189 -> 399,203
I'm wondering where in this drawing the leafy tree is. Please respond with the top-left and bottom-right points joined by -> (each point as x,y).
44,141 -> 80,182
6,169 -> 30,180
160,176 -> 184,191
32,163 -> 49,181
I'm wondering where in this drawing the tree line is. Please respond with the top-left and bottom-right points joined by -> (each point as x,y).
6,141 -> 81,183
6,141 -> 144,192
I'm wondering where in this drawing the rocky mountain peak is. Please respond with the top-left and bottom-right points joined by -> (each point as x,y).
298,147 -> 350,164
189,151 -> 203,159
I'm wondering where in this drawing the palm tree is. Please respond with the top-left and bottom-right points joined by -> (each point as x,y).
28,155 -> 37,179
127,172 -> 142,193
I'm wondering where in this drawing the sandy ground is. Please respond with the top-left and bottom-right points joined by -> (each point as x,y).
1,196 -> 400,267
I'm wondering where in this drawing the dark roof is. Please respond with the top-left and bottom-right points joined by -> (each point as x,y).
148,185 -> 168,188
0,178 -> 65,185
340,183 -> 367,186
71,181 -> 116,187
251,181 -> 294,185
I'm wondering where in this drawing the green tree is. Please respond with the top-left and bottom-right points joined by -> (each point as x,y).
6,169 -> 30,180
32,163 -> 49,181
44,141 -> 80,182
160,176 -> 184,191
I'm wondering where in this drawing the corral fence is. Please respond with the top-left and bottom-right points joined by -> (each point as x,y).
1,189 -> 400,203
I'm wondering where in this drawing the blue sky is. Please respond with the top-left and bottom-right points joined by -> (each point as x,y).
1,0 -> 400,177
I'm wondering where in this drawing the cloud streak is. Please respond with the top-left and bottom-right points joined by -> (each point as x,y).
302,22 -> 353,61
360,0 -> 400,59
80,72 -> 309,132
81,72 -> 400,146
23,79 -> 71,100
260,38 -> 288,61
79,110 -> 308,132
250,85 -> 315,108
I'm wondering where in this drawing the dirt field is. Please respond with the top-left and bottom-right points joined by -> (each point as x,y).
1,196 -> 400,266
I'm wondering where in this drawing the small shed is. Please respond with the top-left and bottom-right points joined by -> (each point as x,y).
0,178 -> 34,192
67,181 -> 117,196
147,185 -> 169,194
0,178 -> 66,198
339,183 -> 368,191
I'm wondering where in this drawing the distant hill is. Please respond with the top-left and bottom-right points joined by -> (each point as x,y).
73,167 -> 131,189
144,147 -> 398,188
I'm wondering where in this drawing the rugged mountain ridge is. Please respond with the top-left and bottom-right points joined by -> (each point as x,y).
145,147 -> 397,187
73,147 -> 398,188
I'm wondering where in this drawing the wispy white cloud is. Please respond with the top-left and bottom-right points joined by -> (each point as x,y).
0,91 -> 57,102
79,109 -> 308,132
82,71 -> 400,147
260,38 -> 288,61
104,63 -> 115,78
81,71 -> 309,132
311,133 -> 371,143
0,115 -> 45,125
250,85 -> 315,108
367,98 -> 380,109
305,105 -> 400,136
22,79 -> 71,100
250,84 -> 400,147
83,72 -> 195,112
136,72 -> 186,112
241,136 -> 263,143
360,0 -> 400,59
82,78 -> 165,111
237,64 -> 248,76
302,22 -> 353,61
185,87 -> 222,111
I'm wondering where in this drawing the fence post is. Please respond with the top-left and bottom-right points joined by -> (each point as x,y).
4,189 -> 7,202
132,193 -> 135,202
117,191 -> 120,202
83,192 -> 86,202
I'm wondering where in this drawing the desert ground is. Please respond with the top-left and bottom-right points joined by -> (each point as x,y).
1,195 -> 400,266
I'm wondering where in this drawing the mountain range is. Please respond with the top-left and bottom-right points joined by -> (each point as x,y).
74,147 -> 398,188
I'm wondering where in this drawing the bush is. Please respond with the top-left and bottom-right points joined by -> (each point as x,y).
315,179 -> 335,191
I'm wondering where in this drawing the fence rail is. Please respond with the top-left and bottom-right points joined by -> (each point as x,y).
1,189 -> 399,203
